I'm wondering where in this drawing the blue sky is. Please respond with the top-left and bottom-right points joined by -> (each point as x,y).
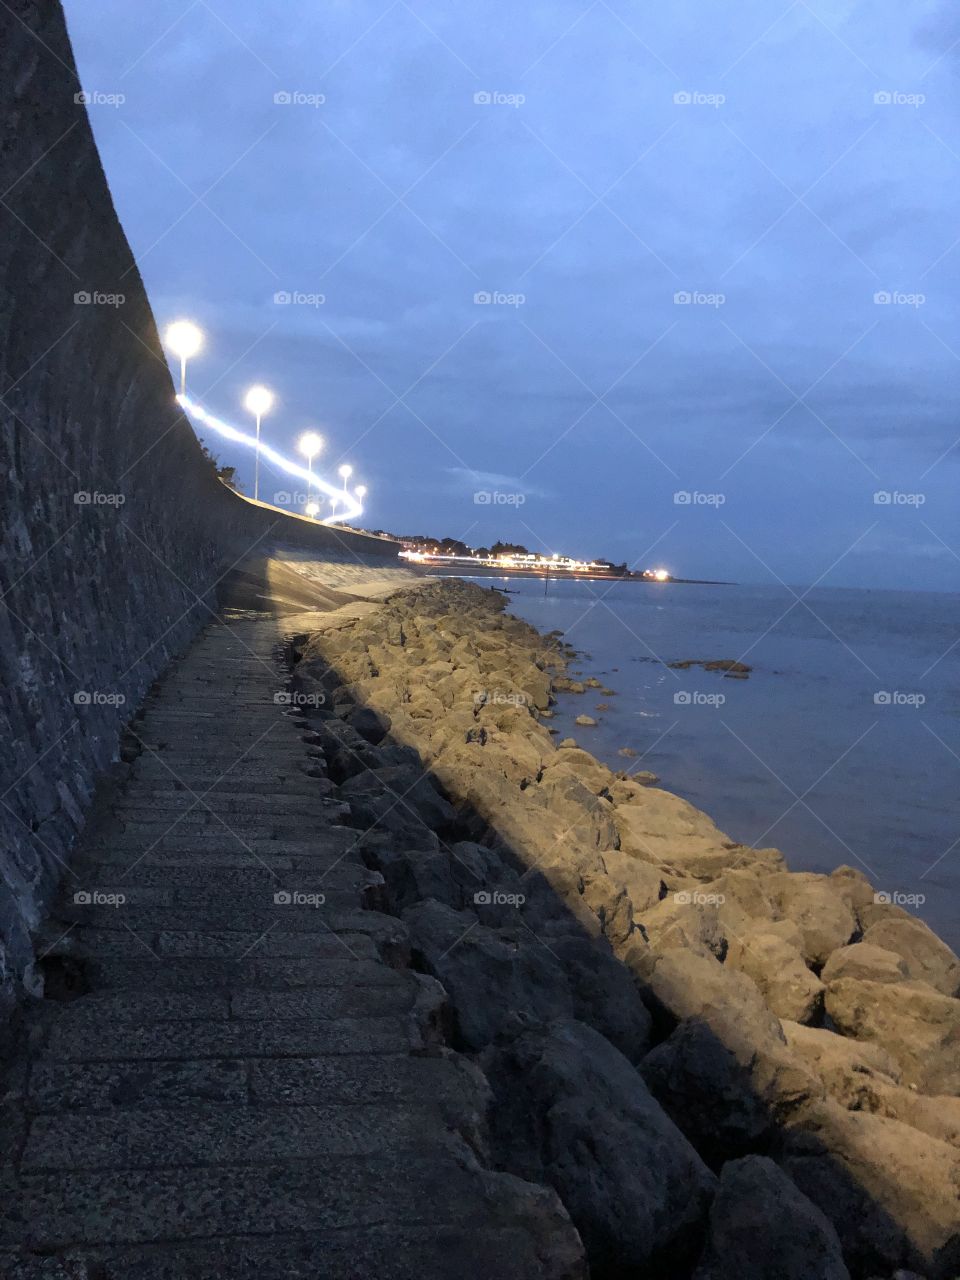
64,0 -> 960,588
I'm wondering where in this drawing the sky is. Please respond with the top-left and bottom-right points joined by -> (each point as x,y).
63,0 -> 960,589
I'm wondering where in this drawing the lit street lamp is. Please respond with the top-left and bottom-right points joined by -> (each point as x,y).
329,495 -> 339,524
164,320 -> 204,395
298,431 -> 323,492
244,385 -> 274,501
355,484 -> 367,502
338,464 -> 352,496
304,501 -> 320,519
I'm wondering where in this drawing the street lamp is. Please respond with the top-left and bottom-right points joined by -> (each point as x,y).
338,464 -> 352,496
304,501 -> 320,519
244,385 -> 274,501
329,495 -> 339,524
164,320 -> 204,395
355,484 -> 367,501
298,431 -> 323,492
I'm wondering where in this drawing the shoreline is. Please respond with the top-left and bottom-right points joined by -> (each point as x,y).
292,576 -> 960,1280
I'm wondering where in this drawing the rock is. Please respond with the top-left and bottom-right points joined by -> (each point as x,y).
764,873 -> 856,967
782,1020 -> 960,1149
558,738 -> 577,749
726,929 -> 825,1024
574,714 -> 597,727
642,948 -> 785,1052
583,678 -> 602,689
782,1101 -> 960,1279
552,677 -> 585,694
540,748 -> 614,797
617,746 -> 638,757
861,917 -> 960,997
404,901 -> 649,1061
344,703 -> 392,744
483,1019 -> 715,1275
821,942 -> 911,986
824,978 -> 960,1095
692,1155 -> 849,1280
641,1018 -> 778,1162
704,660 -> 752,673
615,790 -> 784,880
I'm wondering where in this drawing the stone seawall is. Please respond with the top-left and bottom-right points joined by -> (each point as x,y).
0,2 -> 398,1021
293,579 -> 960,1280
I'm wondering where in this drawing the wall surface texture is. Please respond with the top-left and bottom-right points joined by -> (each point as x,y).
0,0 -> 398,1021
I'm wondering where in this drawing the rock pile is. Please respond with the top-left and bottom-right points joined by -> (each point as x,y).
292,579 -> 960,1280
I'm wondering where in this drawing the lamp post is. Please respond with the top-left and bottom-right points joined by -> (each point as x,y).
298,431 -> 323,495
244,385 -> 274,501
305,501 -> 320,519
329,495 -> 339,524
338,464 -> 352,497
164,320 -> 204,395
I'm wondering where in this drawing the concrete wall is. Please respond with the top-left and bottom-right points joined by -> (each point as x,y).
0,1 -> 398,1020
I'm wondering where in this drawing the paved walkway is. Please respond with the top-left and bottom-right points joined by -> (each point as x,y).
0,610 -> 579,1279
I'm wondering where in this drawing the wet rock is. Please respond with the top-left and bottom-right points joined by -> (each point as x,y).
693,1155 -> 849,1280
483,1019 -> 715,1275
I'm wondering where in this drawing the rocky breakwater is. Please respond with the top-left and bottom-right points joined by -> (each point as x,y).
291,579 -> 960,1280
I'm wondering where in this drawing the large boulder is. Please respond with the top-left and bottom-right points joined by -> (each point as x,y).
824,978 -> 960,1096
782,1101 -> 960,1279
483,1019 -> 715,1275
641,1018 -> 778,1163
821,942 -> 911,986
763,873 -> 856,968
614,790 -> 783,880
404,901 -> 650,1061
783,1020 -> 960,1149
643,947 -> 785,1051
861,916 -> 960,996
693,1155 -> 849,1280
726,928 -> 824,1023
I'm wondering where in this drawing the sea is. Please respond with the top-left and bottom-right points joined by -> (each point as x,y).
454,576 -> 959,950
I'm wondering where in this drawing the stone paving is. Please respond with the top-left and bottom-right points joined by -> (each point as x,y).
0,609 -> 582,1279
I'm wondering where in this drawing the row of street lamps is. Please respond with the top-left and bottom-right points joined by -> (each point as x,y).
163,320 -> 367,520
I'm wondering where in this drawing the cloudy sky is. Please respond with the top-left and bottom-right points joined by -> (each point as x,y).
64,0 -> 960,588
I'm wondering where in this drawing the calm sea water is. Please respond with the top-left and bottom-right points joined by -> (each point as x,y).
456,576 -> 959,949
